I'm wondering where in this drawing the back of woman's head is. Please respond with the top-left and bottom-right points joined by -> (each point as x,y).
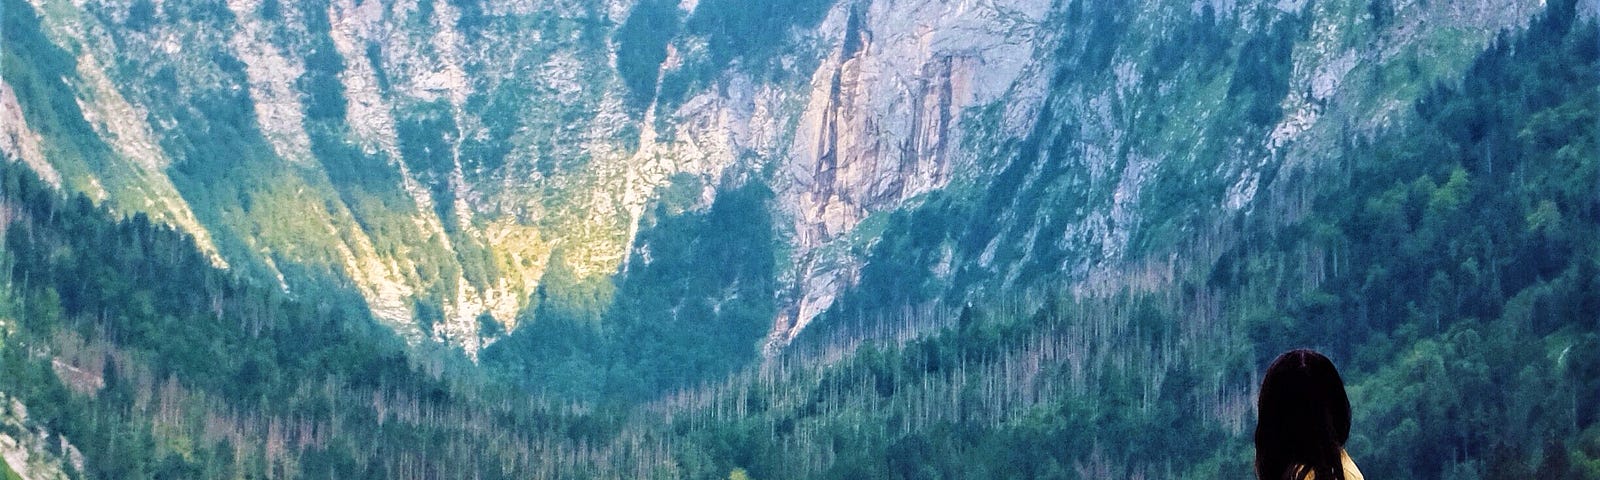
1255,349 -> 1351,480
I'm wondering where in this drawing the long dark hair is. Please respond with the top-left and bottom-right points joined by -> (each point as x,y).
1255,349 -> 1351,480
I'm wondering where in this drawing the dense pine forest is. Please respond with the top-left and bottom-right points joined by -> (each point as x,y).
0,0 -> 1596,478
0,161 -> 685,477
653,7 -> 1598,478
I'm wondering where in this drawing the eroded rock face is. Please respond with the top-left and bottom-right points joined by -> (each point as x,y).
772,0 -> 1053,346
0,395 -> 80,480
0,81 -> 58,187
3,0 -> 1548,357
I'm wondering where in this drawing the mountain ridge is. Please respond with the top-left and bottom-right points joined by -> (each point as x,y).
1,0 -> 1597,477
0,0 -> 1568,372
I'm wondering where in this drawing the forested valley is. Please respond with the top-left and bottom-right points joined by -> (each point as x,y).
0,0 -> 1595,478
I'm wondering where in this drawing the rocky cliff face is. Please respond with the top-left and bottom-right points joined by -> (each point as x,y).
1,0 -> 1549,358
772,0 -> 1052,347
0,394 -> 80,480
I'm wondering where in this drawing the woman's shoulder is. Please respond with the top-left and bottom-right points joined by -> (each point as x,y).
1295,451 -> 1365,480
1341,449 -> 1364,480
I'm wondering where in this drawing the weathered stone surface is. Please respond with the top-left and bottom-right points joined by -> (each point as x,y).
3,0 -> 1548,357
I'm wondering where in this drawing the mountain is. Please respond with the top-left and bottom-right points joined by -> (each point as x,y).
1,0 -> 1552,354
2,0 -> 1598,477
7,0 -> 1045,357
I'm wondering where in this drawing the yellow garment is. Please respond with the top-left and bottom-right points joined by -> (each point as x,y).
1299,450 -> 1364,480
1341,450 -> 1364,480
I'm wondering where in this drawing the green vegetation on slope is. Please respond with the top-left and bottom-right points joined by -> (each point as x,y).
483,179 -> 779,401
739,2 -> 1599,478
1,0 -> 142,207
807,2 -> 1310,318
640,0 -> 838,114
0,456 -> 20,480
1223,3 -> 1600,476
1,0 -> 1594,478
615,0 -> 682,111
684,0 -> 836,73
0,162 -> 669,478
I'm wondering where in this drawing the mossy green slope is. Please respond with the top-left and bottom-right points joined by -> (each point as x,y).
0,456 -> 20,480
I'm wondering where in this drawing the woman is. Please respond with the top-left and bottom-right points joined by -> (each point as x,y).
1255,349 -> 1365,480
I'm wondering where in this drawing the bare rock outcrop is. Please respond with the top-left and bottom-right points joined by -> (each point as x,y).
770,0 -> 1053,347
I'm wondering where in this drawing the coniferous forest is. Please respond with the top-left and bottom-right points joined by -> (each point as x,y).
0,0 -> 1597,478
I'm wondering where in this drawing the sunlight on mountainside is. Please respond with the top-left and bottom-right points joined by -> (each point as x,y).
0,0 -> 1594,477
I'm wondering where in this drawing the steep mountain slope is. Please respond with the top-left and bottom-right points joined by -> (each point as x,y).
5,0 -> 1038,355
818,0 -> 1557,321
2,0 -> 1558,375
0,163 -> 669,478
1,0 -> 1597,478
